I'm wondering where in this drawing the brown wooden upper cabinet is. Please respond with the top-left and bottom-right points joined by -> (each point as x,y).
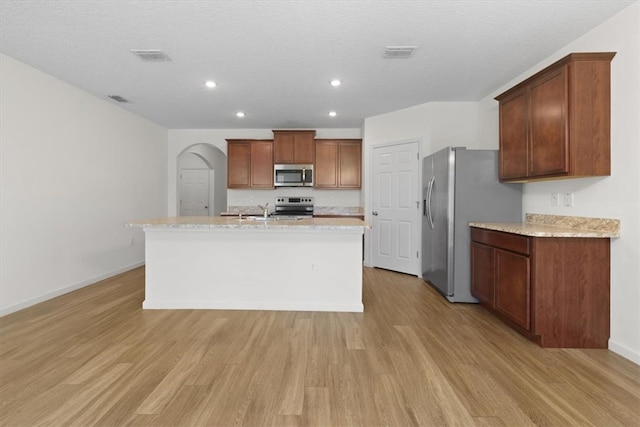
495,52 -> 615,182
226,139 -> 274,189
273,130 -> 316,164
315,139 -> 362,189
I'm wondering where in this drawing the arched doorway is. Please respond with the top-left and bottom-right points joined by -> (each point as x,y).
176,144 -> 227,216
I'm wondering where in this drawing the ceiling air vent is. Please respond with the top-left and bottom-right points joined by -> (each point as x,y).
130,49 -> 171,62
108,95 -> 130,103
383,46 -> 418,59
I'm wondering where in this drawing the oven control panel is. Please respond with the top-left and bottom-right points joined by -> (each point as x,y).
276,197 -> 314,205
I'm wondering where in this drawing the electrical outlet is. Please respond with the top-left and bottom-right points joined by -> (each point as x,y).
310,263 -> 316,272
562,192 -> 574,207
129,237 -> 135,246
551,192 -> 560,206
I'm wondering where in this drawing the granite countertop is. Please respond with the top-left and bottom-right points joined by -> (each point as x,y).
470,213 -> 620,238
126,216 -> 370,231
221,206 -> 365,217
313,206 -> 364,216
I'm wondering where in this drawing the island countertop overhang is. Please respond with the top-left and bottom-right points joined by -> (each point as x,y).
126,216 -> 370,231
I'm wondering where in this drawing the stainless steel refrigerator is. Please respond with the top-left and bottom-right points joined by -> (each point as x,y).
422,147 -> 522,303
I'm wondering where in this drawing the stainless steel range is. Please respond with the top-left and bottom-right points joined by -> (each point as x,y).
272,197 -> 314,218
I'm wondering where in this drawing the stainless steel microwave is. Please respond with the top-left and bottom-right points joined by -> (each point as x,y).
274,164 -> 313,187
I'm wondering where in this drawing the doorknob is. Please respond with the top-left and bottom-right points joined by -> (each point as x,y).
372,211 -> 378,216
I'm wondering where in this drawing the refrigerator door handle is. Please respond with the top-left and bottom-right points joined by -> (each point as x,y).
427,176 -> 435,229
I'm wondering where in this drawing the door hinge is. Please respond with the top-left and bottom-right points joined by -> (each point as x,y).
417,153 -> 419,160
417,251 -> 419,258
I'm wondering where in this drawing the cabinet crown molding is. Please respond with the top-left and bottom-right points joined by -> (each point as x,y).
495,52 -> 616,101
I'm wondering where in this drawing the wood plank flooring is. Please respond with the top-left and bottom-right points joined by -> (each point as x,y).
1,266 -> 639,426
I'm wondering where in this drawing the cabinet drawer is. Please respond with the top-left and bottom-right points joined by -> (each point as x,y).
471,228 -> 530,255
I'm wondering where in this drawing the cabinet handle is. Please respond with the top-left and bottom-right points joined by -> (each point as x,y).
372,211 -> 378,216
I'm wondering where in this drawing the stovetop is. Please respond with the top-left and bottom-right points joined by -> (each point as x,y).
273,196 -> 314,217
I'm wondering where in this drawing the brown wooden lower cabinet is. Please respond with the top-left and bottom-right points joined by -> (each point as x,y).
470,227 -> 610,348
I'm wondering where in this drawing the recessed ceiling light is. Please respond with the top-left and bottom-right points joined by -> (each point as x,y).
330,79 -> 341,87
205,80 -> 216,88
236,111 -> 245,118
329,111 -> 337,117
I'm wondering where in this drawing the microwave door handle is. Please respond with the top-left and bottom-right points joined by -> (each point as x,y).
302,168 -> 306,182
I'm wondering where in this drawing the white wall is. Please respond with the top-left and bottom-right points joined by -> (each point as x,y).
168,128 -> 363,215
0,53 -> 168,315
478,2 -> 640,363
361,102 -> 483,265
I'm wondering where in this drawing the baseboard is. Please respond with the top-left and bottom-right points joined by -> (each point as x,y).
0,261 -> 145,317
609,339 -> 640,365
142,299 -> 364,313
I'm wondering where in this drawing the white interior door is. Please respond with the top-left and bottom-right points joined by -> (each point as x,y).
371,141 -> 420,275
180,169 -> 210,216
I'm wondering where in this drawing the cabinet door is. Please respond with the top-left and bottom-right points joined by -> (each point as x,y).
227,142 -> 251,188
250,141 -> 274,188
495,249 -> 531,330
529,68 -> 569,177
274,132 -> 294,164
274,131 -> 315,164
293,132 -> 315,164
338,141 -> 362,188
499,89 -> 528,180
315,141 -> 338,187
470,242 -> 495,305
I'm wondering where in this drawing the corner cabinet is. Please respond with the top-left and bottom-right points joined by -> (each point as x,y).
495,52 -> 615,182
273,130 -> 315,164
314,139 -> 362,189
470,227 -> 610,348
227,140 -> 274,189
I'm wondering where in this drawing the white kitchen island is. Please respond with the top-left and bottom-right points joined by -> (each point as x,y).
126,216 -> 369,312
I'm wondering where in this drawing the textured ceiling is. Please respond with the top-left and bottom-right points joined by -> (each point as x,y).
0,0 -> 635,129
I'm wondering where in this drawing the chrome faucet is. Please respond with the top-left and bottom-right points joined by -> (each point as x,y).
258,203 -> 269,218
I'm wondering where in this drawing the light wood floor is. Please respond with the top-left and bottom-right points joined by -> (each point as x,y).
1,267 -> 639,426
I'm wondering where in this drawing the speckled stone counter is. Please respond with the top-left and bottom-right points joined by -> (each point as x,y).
221,206 -> 365,217
313,206 -> 364,216
126,216 -> 368,312
127,216 -> 369,231
470,213 -> 620,238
